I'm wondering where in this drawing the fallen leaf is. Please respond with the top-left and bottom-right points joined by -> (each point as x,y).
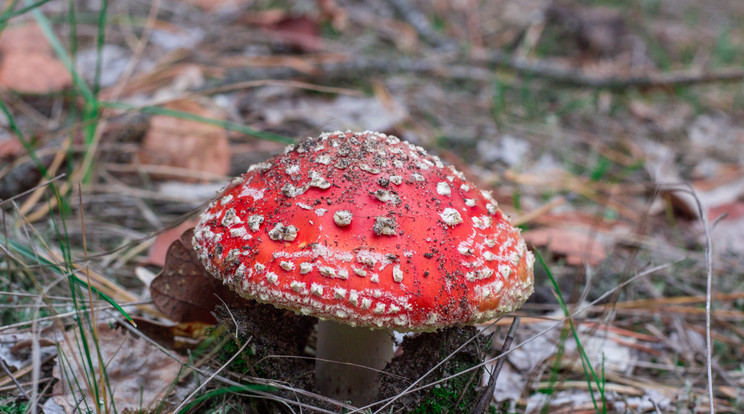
146,219 -> 199,267
242,11 -> 322,52
0,24 -> 72,94
0,23 -> 52,54
179,0 -> 250,12
264,15 -> 322,52
524,227 -> 607,266
709,201 -> 744,254
124,317 -> 213,351
0,137 -> 24,159
150,228 -> 245,323
53,324 -> 182,412
137,100 -> 231,182
0,52 -> 72,94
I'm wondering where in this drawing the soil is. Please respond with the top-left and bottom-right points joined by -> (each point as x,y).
376,326 -> 489,414
214,304 -> 489,413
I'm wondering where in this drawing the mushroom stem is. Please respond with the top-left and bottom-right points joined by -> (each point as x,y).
315,320 -> 393,406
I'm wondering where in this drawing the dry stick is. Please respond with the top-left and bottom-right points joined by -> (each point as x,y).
0,174 -> 66,207
0,301 -> 151,333
216,53 -> 744,91
473,318 -> 520,414
107,0 -> 161,101
157,79 -> 363,108
0,359 -> 32,402
17,139 -> 70,218
492,317 -> 520,386
512,196 -> 565,226
475,52 -> 744,89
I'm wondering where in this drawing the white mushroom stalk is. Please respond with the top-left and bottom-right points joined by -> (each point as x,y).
315,321 -> 393,405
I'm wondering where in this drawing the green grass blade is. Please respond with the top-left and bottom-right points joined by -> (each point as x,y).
178,385 -> 277,413
0,0 -> 51,24
0,100 -> 50,177
3,237 -> 136,326
26,0 -> 95,102
535,250 -> 606,413
93,0 -> 108,95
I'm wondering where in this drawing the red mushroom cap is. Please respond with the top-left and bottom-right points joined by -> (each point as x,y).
193,131 -> 534,331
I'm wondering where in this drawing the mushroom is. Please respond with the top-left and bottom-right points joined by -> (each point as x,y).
193,131 -> 534,406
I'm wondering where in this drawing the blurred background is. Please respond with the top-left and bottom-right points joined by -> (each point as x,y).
1,0 -> 743,413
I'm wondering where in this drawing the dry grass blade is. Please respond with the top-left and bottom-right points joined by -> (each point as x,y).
172,337 -> 252,413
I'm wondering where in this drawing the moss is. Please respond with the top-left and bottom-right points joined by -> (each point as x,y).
376,326 -> 489,413
411,358 -> 482,413
0,398 -> 28,414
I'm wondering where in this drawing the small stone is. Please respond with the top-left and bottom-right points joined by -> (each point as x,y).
373,216 -> 397,236
436,182 -> 451,197
440,208 -> 463,226
333,210 -> 353,227
393,265 -> 403,282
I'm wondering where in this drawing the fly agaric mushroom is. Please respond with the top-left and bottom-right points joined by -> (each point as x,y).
193,131 -> 534,406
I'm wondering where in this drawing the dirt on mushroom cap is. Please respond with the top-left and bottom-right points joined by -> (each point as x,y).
193,131 -> 534,331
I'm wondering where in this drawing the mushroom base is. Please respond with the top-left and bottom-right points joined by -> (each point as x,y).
315,320 -> 394,406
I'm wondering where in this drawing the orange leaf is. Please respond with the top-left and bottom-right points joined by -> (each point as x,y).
0,52 -> 72,94
137,100 -> 231,182
146,220 -> 199,267
0,23 -> 53,54
524,227 -> 607,266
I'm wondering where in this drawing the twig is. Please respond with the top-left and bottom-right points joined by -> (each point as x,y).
0,359 -> 32,402
172,337 -> 252,413
476,52 -> 744,89
472,318 -> 520,414
0,301 -> 151,333
0,174 -> 66,207
687,185 -> 716,414
214,52 -> 744,92
658,183 -> 716,413
492,317 -> 520,385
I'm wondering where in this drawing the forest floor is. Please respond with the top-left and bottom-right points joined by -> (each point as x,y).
1,0 -> 744,413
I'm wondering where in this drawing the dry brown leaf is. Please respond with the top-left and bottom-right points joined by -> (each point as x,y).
0,24 -> 72,94
0,52 -> 72,94
125,317 -> 213,351
146,219 -> 199,267
0,137 -> 24,159
179,0 -> 251,12
137,100 -> 230,182
263,15 -> 322,52
52,324 -> 182,412
524,227 -> 607,266
709,201 -> 744,254
241,11 -> 322,52
150,228 -> 245,323
0,23 -> 52,54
